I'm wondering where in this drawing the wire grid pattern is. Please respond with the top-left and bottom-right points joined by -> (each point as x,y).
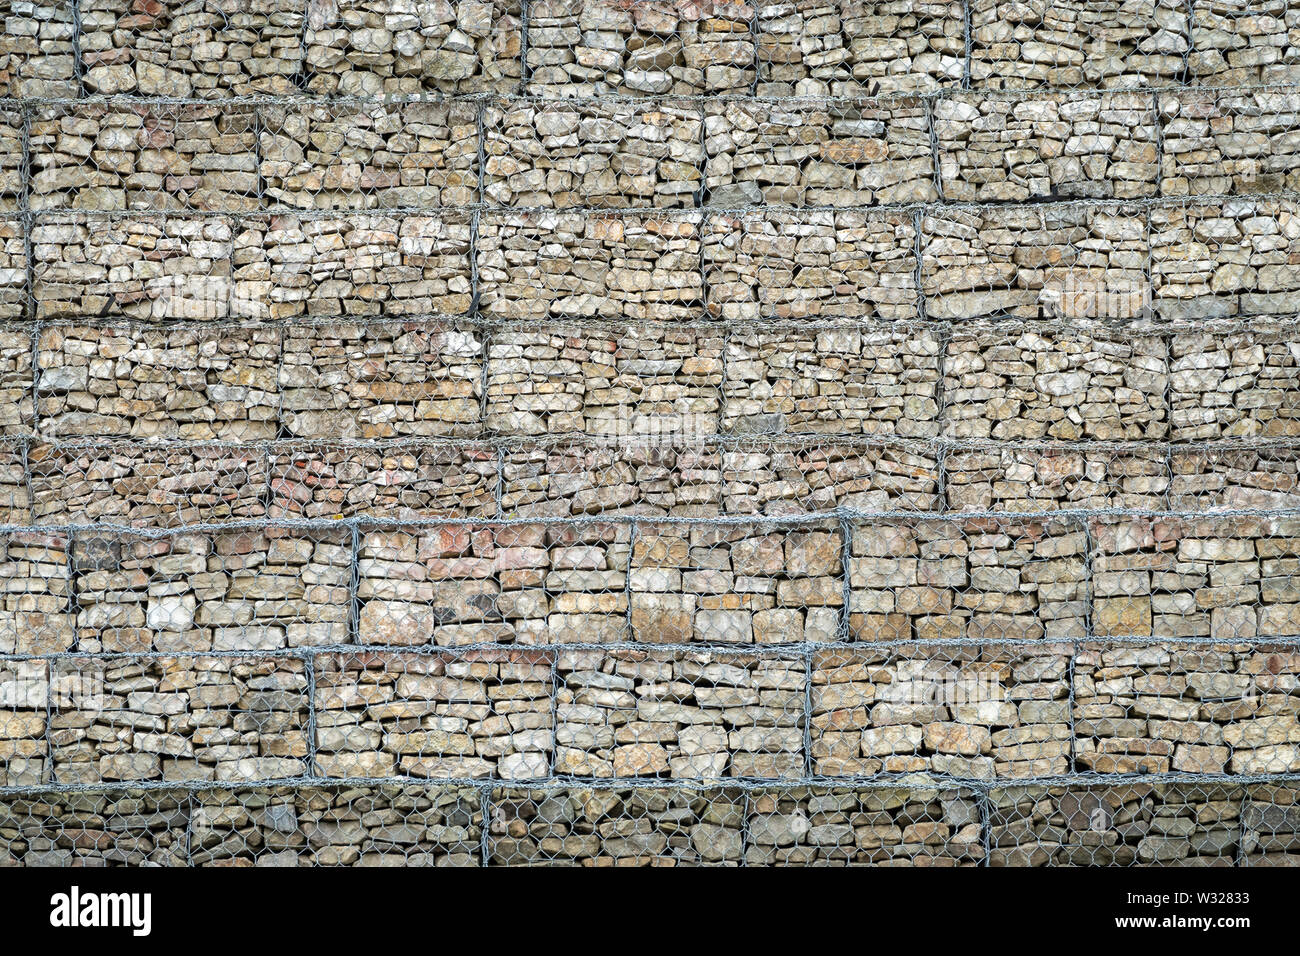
5,2 -> 1300,866
3,86 -> 1300,213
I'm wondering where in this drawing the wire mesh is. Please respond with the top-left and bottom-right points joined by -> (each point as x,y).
525,0 -> 755,98
10,0 -> 1300,869
0,788 -> 191,865
921,203 -> 1151,321
1158,87 -> 1300,198
476,210 -> 706,320
484,100 -> 704,208
702,208 -> 918,320
702,97 -> 938,207
79,0 -> 307,98
934,90 -> 1160,202
485,322 -> 722,438
314,648 -> 553,779
0,0 -> 77,98
1188,0 -> 1300,88
487,785 -> 749,864
811,642 -> 1075,778
941,321 -> 1169,441
945,445 -> 1169,512
967,0 -> 1190,91
48,653 -> 312,783
1170,446 -> 1300,510
303,0 -> 523,96
987,782 -> 1244,865
28,102 -> 262,211
259,100 -> 480,209
552,647 -> 807,778
755,0 -> 966,97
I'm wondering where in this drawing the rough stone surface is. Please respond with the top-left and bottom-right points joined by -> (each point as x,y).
270,442 -> 498,519
554,649 -> 806,778
630,522 -> 843,644
485,102 -> 703,209
0,440 -> 27,523
489,787 -> 747,864
527,0 -> 754,97
5,0 -> 1300,869
947,448 -> 1168,513
260,102 -> 479,209
191,785 -> 483,865
0,0 -> 77,97
236,214 -> 473,320
942,324 -> 1169,441
1089,516 -> 1300,643
0,107 -> 23,212
1074,643 -> 1300,775
305,0 -> 522,95
313,650 -> 553,779
1172,448 -> 1300,511
81,0 -> 306,97
1243,783 -> 1300,865
1190,0 -> 1300,86
922,205 -> 1149,320
704,210 -> 917,320
849,519 -> 1088,642
1169,322 -> 1300,439
811,645 -> 1074,778
0,535 -> 72,655
1159,89 -> 1300,198
29,442 -> 270,526
0,790 -> 189,865
757,0 -> 965,96
0,329 -> 33,436
722,325 -> 940,437
988,783 -> 1243,865
486,324 -> 722,438
722,440 -> 941,514
704,98 -> 938,207
969,0 -> 1188,90
353,523 -> 631,646
33,215 -> 239,321
35,325 -> 281,441
1151,200 -> 1300,320
936,92 -> 1159,202
0,659 -> 49,785
745,786 -> 985,865
67,528 -> 351,652
279,322 -> 482,439
478,212 -> 704,320
502,440 -> 724,517
49,655 -> 310,783
30,104 -> 260,211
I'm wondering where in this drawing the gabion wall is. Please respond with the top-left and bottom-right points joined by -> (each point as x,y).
4,0 -> 1300,866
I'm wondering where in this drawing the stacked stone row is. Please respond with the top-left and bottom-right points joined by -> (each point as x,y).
9,90 -> 1300,216
4,198 -> 1300,322
9,516 -> 1300,653
0,318 -> 1298,444
3,780 -> 1296,865
4,434 -> 1300,526
6,0 -> 1300,100
6,638 -> 1300,787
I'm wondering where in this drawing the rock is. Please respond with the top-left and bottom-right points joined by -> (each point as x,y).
528,0 -> 753,96
757,0 -> 964,96
705,100 -> 938,206
938,91 -> 1158,201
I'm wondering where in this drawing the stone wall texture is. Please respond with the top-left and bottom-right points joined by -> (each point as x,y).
3,0 -> 1300,866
